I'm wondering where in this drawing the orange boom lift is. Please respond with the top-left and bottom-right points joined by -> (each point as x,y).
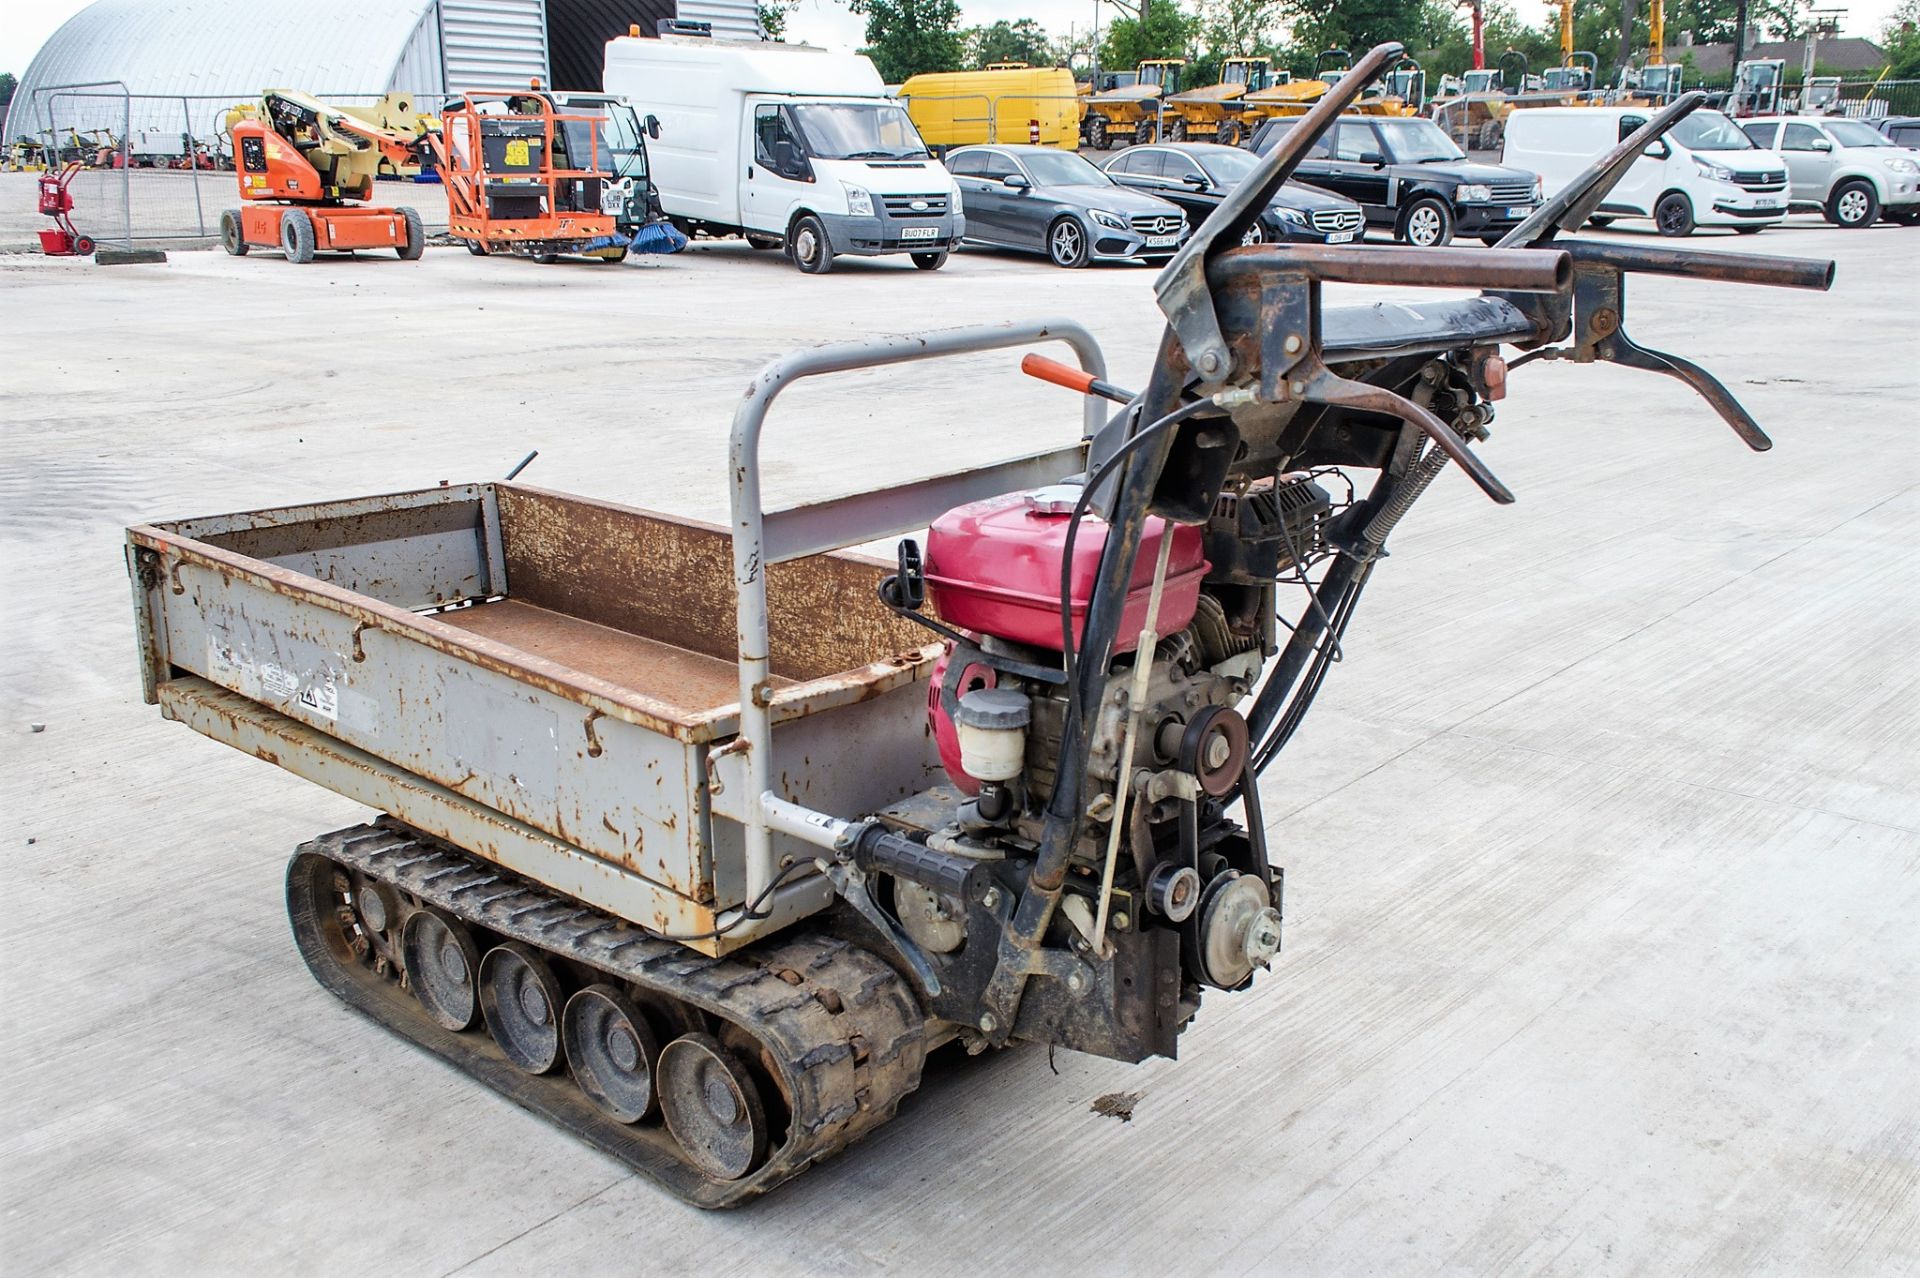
220,90 -> 434,263
430,88 -> 630,263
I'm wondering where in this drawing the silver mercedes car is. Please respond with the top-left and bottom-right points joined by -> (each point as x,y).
944,144 -> 1190,267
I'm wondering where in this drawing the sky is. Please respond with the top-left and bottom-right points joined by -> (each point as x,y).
1,0 -> 1906,78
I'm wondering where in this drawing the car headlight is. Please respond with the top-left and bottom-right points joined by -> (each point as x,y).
1693,156 -> 1736,182
1458,183 -> 1492,202
950,183 -> 964,213
1533,176 -> 1545,201
1089,209 -> 1129,231
1883,156 -> 1919,175
1273,205 -> 1307,225
841,183 -> 874,216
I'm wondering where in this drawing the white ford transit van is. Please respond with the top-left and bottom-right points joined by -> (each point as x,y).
1503,106 -> 1789,236
603,35 -> 965,273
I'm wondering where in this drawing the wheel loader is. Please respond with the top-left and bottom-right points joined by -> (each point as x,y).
126,43 -> 1834,1208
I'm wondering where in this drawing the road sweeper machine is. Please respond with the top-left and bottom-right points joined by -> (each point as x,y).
126,44 -> 1834,1207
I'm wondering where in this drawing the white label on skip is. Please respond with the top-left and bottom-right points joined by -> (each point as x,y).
298,675 -> 339,722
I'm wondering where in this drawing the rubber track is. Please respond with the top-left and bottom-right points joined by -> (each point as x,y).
288,820 -> 926,1208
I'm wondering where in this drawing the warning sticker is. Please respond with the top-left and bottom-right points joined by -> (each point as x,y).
504,138 -> 530,167
298,676 -> 339,722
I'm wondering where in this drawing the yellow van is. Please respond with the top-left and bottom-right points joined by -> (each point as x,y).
899,67 -> 1079,149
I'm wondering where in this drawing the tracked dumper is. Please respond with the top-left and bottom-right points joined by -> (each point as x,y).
127,44 -> 1834,1207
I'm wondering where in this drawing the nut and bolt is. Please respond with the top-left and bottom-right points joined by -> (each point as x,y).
1067,970 -> 1088,994
1198,350 -> 1223,376
979,1013 -> 998,1033
1204,734 -> 1231,770
1114,911 -> 1130,930
982,887 -> 1002,910
1283,333 -> 1304,354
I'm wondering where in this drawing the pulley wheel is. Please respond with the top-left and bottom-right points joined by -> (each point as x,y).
563,984 -> 662,1124
658,1033 -> 769,1182
478,943 -> 565,1074
1179,705 -> 1250,797
401,908 -> 482,1031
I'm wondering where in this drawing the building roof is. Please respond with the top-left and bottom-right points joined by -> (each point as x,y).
6,0 -> 441,142
1677,37 -> 1888,75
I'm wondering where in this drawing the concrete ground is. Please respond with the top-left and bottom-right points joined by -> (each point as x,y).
1,223 -> 1915,1275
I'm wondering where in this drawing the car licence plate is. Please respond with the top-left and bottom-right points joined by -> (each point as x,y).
1145,234 -> 1180,247
902,226 -> 939,240
1327,231 -> 1355,243
1506,206 -> 1533,218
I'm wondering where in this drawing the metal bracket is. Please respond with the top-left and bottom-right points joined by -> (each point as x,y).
822,860 -> 943,997
1154,41 -> 1408,385
1255,269 -> 1516,503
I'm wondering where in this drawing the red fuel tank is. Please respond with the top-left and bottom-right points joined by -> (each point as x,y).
924,486 -> 1208,654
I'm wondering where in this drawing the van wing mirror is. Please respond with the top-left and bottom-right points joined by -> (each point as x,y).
645,113 -> 661,140
1644,139 -> 1671,159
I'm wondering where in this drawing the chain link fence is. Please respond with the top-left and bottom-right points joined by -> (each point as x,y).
14,83 -> 453,250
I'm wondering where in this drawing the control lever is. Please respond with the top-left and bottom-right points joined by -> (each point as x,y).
1020,353 -> 1136,404
1505,243 -> 1835,453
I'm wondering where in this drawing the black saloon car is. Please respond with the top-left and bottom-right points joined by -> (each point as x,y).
1250,115 -> 1544,246
1101,142 -> 1366,245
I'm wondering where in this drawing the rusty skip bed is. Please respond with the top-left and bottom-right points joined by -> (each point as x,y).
125,481 -> 947,950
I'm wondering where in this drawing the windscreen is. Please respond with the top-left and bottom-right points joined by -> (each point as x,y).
1380,118 -> 1466,163
1826,120 -> 1892,148
789,103 -> 929,160
1671,111 -> 1757,151
1197,146 -> 1260,183
557,118 -> 609,173
1021,149 -> 1110,186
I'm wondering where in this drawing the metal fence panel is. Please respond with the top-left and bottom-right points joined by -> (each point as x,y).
24,86 -> 453,248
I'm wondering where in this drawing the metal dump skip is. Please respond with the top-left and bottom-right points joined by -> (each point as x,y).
439,0 -> 550,93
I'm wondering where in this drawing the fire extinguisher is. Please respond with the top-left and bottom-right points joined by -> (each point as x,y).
1029,118 -> 1040,145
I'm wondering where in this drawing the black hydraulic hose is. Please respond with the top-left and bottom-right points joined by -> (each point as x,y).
1252,562 -> 1372,773
1058,397 -> 1217,699
1242,552 -> 1368,748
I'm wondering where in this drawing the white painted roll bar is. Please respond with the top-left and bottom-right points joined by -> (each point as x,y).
727,320 -> 1109,912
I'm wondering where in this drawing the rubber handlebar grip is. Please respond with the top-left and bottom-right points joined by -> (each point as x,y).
851,825 -> 985,902
1021,353 -> 1096,395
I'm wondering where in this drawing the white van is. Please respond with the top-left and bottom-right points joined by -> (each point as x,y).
1503,106 -> 1789,236
603,35 -> 965,273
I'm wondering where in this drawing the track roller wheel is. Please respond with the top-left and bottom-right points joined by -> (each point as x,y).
658,1033 -> 769,1181
563,984 -> 662,1123
479,943 -> 565,1073
401,907 -> 481,1030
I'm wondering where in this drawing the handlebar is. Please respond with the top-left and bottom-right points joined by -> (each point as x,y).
1211,244 -> 1573,293
1561,240 -> 1835,292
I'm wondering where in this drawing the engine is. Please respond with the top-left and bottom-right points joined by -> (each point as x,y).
867,472 -> 1332,1057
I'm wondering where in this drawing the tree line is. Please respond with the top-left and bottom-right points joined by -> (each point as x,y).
763,0 -> 1907,88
